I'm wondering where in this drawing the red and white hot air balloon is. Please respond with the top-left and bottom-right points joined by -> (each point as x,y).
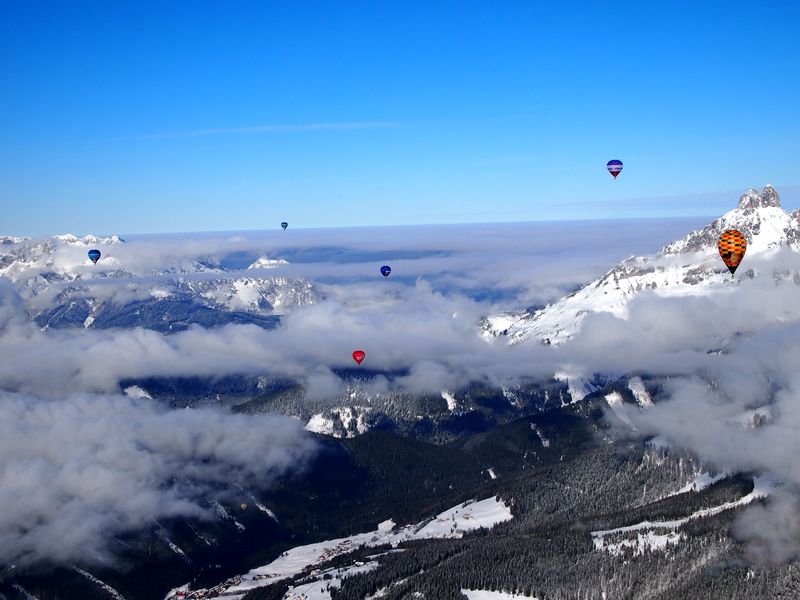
352,350 -> 365,365
607,159 -> 623,179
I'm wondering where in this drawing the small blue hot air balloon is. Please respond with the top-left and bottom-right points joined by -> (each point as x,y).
607,159 -> 623,180
88,249 -> 101,264
281,222 -> 288,231
380,265 -> 391,279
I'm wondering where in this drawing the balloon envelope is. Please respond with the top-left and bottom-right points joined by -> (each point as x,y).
718,229 -> 747,275
352,350 -> 365,365
281,222 -> 288,230
380,265 -> 391,278
88,249 -> 101,264
607,159 -> 623,179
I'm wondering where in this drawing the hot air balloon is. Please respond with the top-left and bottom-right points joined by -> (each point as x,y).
281,222 -> 288,231
352,350 -> 365,365
240,503 -> 248,511
380,265 -> 391,278
718,229 -> 747,275
88,249 -> 101,264
607,159 -> 623,179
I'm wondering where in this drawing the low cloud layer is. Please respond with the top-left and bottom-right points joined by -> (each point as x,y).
12,218 -> 706,310
0,391 -> 317,566
626,352 -> 800,562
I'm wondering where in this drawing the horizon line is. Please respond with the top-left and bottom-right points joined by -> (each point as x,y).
9,214 -> 717,240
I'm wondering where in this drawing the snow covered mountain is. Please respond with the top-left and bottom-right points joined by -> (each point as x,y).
247,256 -> 289,269
0,234 -> 320,331
0,235 -> 30,245
484,185 -> 800,345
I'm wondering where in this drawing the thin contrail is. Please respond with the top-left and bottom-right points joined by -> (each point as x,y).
143,121 -> 401,139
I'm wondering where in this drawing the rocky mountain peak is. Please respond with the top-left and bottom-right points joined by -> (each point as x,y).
661,185 -> 793,255
484,185 -> 800,345
248,257 -> 289,269
737,185 -> 781,210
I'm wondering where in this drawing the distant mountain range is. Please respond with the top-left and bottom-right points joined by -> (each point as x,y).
0,234 -> 319,332
482,185 -> 800,345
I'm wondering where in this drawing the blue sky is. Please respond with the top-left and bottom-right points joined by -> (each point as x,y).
2,1 -> 799,235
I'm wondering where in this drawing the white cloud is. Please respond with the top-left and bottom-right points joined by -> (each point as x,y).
0,391 -> 317,565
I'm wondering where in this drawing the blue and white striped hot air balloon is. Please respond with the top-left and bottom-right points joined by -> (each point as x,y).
607,159 -> 623,179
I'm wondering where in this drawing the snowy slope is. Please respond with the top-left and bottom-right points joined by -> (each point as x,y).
282,561 -> 379,600
484,186 -> 800,345
72,568 -> 127,600
462,591 -> 538,600
186,496 -> 512,598
604,391 -> 637,429
627,377 -> 653,407
666,471 -> 728,498
304,406 -> 373,438
591,477 -> 772,556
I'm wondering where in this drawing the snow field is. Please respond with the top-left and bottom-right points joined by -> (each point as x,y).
191,496 -> 512,597
461,590 -> 538,599
592,477 -> 772,555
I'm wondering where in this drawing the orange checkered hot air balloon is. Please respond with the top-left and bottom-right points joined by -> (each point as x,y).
718,229 -> 747,276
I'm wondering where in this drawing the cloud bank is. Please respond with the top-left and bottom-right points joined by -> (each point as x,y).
3,218 -> 800,564
0,390 -> 317,566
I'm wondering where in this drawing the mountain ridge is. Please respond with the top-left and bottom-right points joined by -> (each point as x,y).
0,234 -> 320,331
484,185 -> 800,345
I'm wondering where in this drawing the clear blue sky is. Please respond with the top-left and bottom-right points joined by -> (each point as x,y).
2,1 -> 799,235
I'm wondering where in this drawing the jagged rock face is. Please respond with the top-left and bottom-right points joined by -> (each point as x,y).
484,185 -> 800,345
787,209 -> 800,246
176,276 -> 317,313
0,235 -> 321,331
739,185 -> 781,209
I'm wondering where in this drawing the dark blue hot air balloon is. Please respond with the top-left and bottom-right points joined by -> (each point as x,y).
607,159 -> 623,179
88,249 -> 101,264
380,265 -> 391,278
281,221 -> 288,231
